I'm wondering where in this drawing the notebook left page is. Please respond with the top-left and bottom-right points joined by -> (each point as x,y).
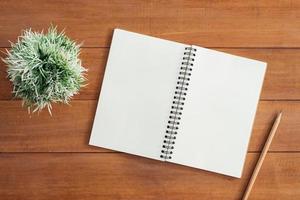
89,29 -> 186,160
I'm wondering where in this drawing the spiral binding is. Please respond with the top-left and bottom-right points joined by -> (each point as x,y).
160,46 -> 197,160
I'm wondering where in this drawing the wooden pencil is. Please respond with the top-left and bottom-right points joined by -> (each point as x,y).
242,112 -> 283,200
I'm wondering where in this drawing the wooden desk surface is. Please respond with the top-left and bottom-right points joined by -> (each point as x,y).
0,1 -> 299,199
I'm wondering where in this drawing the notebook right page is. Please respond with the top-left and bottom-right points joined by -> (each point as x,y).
170,46 -> 266,178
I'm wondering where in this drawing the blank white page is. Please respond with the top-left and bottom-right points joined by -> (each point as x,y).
170,46 -> 266,177
89,29 -> 186,160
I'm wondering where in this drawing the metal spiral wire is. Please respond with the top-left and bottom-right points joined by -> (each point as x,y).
160,46 -> 197,160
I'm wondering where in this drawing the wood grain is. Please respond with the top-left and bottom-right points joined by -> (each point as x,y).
0,100 -> 299,152
0,0 -> 300,48
0,153 -> 299,200
1,48 -> 300,100
0,0 -> 298,199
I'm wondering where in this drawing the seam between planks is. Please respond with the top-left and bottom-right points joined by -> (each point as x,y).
2,46 -> 300,49
1,151 -> 300,154
1,99 -> 300,102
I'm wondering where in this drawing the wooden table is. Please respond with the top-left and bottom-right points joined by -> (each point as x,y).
0,1 -> 299,199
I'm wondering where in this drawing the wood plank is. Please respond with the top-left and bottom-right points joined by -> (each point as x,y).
0,0 -> 299,47
0,100 -> 102,152
1,1 -> 297,199
0,100 -> 299,152
1,48 -> 300,100
0,153 -> 299,200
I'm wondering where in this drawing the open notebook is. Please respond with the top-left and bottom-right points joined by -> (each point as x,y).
89,29 -> 267,178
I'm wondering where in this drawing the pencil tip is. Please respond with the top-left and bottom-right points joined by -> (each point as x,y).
277,111 -> 283,119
